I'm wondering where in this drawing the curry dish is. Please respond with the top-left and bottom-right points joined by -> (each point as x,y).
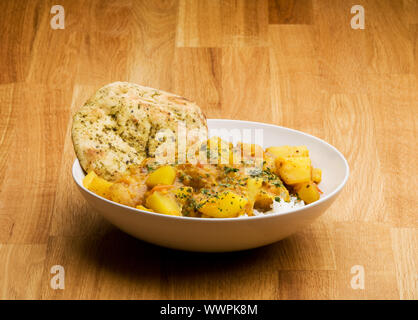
82,137 -> 322,218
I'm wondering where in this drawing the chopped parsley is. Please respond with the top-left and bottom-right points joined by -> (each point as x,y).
146,164 -> 155,172
248,168 -> 262,177
224,167 -> 239,174
201,189 -> 210,195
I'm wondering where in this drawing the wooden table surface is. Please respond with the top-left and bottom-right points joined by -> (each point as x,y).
0,0 -> 416,300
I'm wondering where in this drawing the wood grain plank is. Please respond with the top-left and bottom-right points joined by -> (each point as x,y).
25,0 -> 84,87
173,48 -> 222,116
0,244 -> 47,299
403,0 -> 418,25
177,0 -> 268,47
269,25 -> 319,75
0,84 -> 71,244
41,233 -> 162,299
322,93 -> 385,223
269,74 -> 331,139
0,0 -> 41,83
161,246 -> 279,299
75,1 -> 132,85
390,228 -> 418,299
278,271 -> 337,299
367,75 -> 418,227
266,221 -> 336,271
332,222 -> 399,299
162,222 -> 334,299
221,48 -> 271,122
365,0 -> 414,74
0,84 -> 16,240
0,85 -> 15,187
268,0 -> 313,24
313,0 -> 370,92
50,85 -> 111,237
412,24 -> 418,76
127,0 -> 178,90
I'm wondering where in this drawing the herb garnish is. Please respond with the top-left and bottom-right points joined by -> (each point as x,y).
224,167 -> 239,174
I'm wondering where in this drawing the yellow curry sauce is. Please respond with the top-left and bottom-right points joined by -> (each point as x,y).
83,138 -> 322,218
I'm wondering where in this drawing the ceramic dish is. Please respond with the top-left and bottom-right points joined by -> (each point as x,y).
72,119 -> 349,252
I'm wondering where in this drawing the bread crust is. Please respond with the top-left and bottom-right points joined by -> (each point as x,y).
71,82 -> 208,181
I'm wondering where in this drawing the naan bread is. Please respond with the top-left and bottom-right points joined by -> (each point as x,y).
72,82 -> 208,181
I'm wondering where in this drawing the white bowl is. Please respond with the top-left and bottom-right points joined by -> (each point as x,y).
72,119 -> 349,252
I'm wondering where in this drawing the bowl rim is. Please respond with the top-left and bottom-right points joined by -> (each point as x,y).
72,119 -> 350,223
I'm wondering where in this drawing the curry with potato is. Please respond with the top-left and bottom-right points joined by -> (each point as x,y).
83,137 -> 322,218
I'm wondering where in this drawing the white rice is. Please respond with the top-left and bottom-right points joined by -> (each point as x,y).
239,196 -> 305,217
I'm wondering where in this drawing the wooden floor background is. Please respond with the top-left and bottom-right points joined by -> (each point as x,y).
0,0 -> 417,300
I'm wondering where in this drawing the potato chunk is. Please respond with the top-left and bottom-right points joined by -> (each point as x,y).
173,186 -> 193,205
145,191 -> 181,216
276,156 -> 311,185
109,183 -> 134,206
312,168 -> 322,184
206,136 -> 231,164
83,171 -> 113,199
136,205 -> 154,212
145,165 -> 176,187
237,142 -> 264,158
263,155 -> 276,172
294,182 -> 320,204
254,192 -> 274,211
266,145 -> 309,159
247,178 -> 262,203
198,191 -> 248,218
